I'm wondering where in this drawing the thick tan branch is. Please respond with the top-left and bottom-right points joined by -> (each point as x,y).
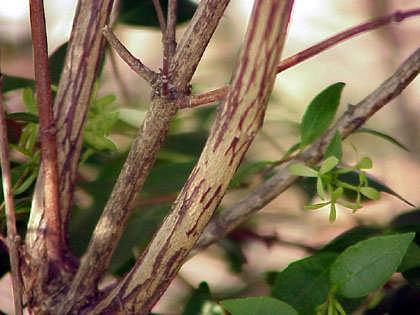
29,0 -> 63,262
26,0 -> 114,264
92,1 -> 294,313
0,73 -> 23,315
61,1 -> 230,312
188,7 -> 420,107
196,47 -> 420,251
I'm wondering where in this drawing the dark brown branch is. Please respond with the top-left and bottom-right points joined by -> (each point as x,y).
188,7 -> 420,107
92,1 -> 294,313
60,1 -> 230,312
103,25 -> 158,84
152,0 -> 166,33
29,0 -> 63,262
195,47 -> 420,251
0,72 -> 23,315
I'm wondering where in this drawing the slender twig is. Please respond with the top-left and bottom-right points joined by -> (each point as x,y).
103,25 -> 158,84
195,48 -> 420,251
166,0 -> 177,61
187,8 -> 420,108
152,0 -> 166,33
161,0 -> 178,96
0,71 -> 23,315
29,0 -> 63,262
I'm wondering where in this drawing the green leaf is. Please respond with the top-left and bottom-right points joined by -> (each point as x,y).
317,177 -> 326,200
330,233 -> 415,298
338,171 -> 414,207
182,282 -> 212,315
119,0 -> 197,27
359,187 -> 380,200
2,75 -> 34,92
356,128 -> 409,151
220,297 -> 298,315
288,163 -> 318,177
325,131 -> 342,160
300,82 -> 345,147
271,253 -> 338,315
6,112 -> 39,123
304,202 -> 330,210
22,88 -> 37,114
356,157 -> 372,170
319,156 -> 339,175
329,203 -> 337,222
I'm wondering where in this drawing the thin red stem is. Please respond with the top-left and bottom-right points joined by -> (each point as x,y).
188,8 -> 420,107
0,70 -> 23,315
29,0 -> 63,262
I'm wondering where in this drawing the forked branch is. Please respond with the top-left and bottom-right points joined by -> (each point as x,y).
92,1 -> 294,313
196,47 -> 420,251
60,1 -> 231,312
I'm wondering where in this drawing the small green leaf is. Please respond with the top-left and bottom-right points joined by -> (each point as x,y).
359,187 -> 380,200
317,177 -> 326,200
325,131 -> 342,159
329,203 -> 337,222
271,253 -> 338,315
2,75 -> 34,92
300,82 -> 345,147
14,171 -> 37,195
330,233 -> 415,298
356,157 -> 372,169
6,112 -> 39,123
356,128 -> 409,151
304,202 -> 330,210
288,163 -> 318,177
331,187 -> 343,201
220,296 -> 298,315
22,88 -> 37,114
320,156 -> 339,175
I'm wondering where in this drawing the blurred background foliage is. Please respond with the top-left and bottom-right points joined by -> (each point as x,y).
0,1 -> 419,314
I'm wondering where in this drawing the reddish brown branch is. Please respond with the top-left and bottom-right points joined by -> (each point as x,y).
188,7 -> 420,108
103,25 -> 158,84
0,72 -> 23,315
276,7 -> 420,72
152,0 -> 166,33
166,0 -> 177,62
29,0 -> 63,262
